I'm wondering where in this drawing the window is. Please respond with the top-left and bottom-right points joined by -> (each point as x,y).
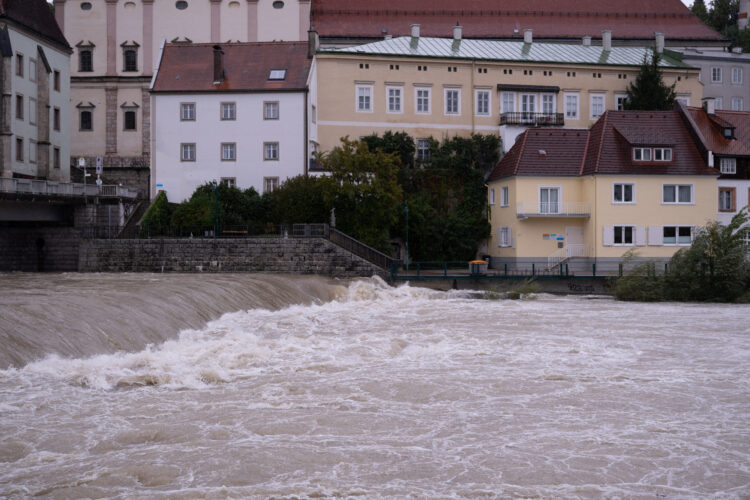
663,226 -> 692,245
53,108 -> 60,131
15,95 -> 23,120
590,94 -> 604,119
220,177 -> 236,188
539,187 -> 560,214
653,148 -> 672,161
615,94 -> 628,111
311,105 -> 316,124
79,48 -> 93,72
719,187 -> 736,212
676,97 -> 690,106
356,85 -> 372,112
16,53 -> 23,77
416,139 -> 430,161
476,89 -> 490,116
501,186 -> 509,207
80,110 -> 93,131
264,142 -> 279,161
221,102 -> 236,120
263,101 -> 279,120
520,94 -> 536,118
16,138 -> 23,162
53,148 -> 61,169
711,67 -> 722,83
268,69 -> 286,80
541,94 -> 554,115
175,1 -> 188,9
731,67 -> 743,84
489,188 -> 495,205
632,147 -> 651,161
387,87 -> 402,113
221,142 -> 236,161
181,143 -> 196,161
54,70 -> 61,91
123,48 -> 138,72
29,140 -> 37,164
715,97 -> 723,110
565,94 -> 578,120
663,184 -> 692,204
81,2 -> 92,10
613,226 -> 634,245
29,59 -> 37,82
415,88 -> 430,114
272,1 -> 284,8
181,103 -> 196,121
613,183 -> 634,203
445,89 -> 460,115
501,92 -> 515,114
264,176 -> 279,193
29,98 -> 36,125
123,110 -> 137,131
731,97 -> 744,111
498,226 -> 511,247
720,157 -> 737,174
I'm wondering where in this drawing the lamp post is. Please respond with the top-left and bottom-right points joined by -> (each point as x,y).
404,200 -> 409,274
78,157 -> 90,203
212,181 -> 219,239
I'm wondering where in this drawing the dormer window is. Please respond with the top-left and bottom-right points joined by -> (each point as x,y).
268,69 -> 286,80
720,157 -> 737,174
633,147 -> 672,162
653,148 -> 672,161
633,147 -> 651,161
723,127 -> 734,138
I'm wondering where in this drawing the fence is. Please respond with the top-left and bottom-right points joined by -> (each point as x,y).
0,177 -> 138,199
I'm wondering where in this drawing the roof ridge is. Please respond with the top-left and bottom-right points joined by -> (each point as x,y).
593,111 -> 609,174
514,130 -> 528,176
579,129 -> 592,176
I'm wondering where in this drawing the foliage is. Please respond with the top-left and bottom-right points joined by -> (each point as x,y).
691,0 -> 749,51
269,175 -> 330,225
170,182 -> 268,232
614,251 -> 665,301
507,279 -> 540,300
623,53 -> 677,111
319,138 -> 403,252
139,190 -> 173,237
691,0 -> 709,23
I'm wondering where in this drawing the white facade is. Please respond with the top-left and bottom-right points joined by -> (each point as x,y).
2,24 -> 71,181
717,179 -> 750,226
152,90 -> 314,202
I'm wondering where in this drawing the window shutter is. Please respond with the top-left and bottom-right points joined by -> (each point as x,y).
603,226 -> 614,246
511,231 -> 516,249
497,229 -> 503,247
635,226 -> 646,246
648,226 -> 662,246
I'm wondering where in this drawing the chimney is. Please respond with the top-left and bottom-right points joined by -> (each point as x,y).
655,32 -> 664,54
739,0 -> 749,30
524,29 -> 533,43
582,35 -> 591,46
453,23 -> 462,41
308,29 -> 319,58
702,97 -> 716,115
602,30 -> 611,51
212,44 -> 224,84
411,24 -> 420,39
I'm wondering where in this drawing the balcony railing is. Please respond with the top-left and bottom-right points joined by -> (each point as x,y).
500,112 -> 564,127
517,202 -> 590,219
548,244 -> 589,269
0,178 -> 138,199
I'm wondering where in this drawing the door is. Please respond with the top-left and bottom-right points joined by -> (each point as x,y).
565,226 -> 584,258
521,94 -> 536,121
540,187 -> 560,213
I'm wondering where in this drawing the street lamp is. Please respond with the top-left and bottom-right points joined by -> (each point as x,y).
211,180 -> 219,239
78,157 -> 90,203
404,200 -> 409,274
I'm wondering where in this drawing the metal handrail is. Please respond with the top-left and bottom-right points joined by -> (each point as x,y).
329,228 -> 394,270
517,202 -> 590,218
0,177 -> 138,199
500,112 -> 564,127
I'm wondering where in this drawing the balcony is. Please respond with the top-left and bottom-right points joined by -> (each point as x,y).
516,202 -> 590,219
500,112 -> 564,127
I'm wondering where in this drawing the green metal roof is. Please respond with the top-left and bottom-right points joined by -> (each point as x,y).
322,37 -> 694,69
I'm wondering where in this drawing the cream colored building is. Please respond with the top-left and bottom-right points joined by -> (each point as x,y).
317,27 -> 703,155
486,110 -> 718,274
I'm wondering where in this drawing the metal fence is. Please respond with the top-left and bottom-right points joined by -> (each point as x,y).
329,228 -> 394,270
0,177 -> 138,199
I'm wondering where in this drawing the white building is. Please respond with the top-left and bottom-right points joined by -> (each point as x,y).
0,0 -> 71,181
150,41 -> 316,202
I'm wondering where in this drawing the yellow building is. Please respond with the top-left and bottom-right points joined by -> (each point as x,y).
486,109 -> 718,273
316,26 -> 702,155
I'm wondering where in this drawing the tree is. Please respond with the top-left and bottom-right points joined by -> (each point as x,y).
623,52 -> 677,111
691,0 -> 709,23
139,190 -> 173,237
170,182 -> 267,233
708,0 -> 739,34
269,175 -> 330,225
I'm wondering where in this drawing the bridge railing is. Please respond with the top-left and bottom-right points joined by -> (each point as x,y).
0,178 -> 138,199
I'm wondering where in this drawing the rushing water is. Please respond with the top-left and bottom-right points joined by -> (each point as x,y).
0,274 -> 749,498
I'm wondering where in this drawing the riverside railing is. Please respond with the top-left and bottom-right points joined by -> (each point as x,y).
0,177 -> 138,199
329,228 -> 394,270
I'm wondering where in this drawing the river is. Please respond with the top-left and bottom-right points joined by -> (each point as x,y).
0,273 -> 748,498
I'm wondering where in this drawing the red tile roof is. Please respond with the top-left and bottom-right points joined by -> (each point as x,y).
152,42 -> 311,93
0,0 -> 69,50
312,0 -> 725,43
684,106 -> 750,157
488,110 -> 717,180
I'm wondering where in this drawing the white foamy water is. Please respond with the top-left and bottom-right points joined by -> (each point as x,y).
1,276 -> 749,498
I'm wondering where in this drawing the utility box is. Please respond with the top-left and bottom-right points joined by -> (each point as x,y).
469,260 -> 488,276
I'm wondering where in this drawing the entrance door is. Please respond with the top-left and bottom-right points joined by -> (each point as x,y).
565,226 -> 584,258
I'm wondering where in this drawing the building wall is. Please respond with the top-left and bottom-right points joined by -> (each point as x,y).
316,53 -> 702,153
717,179 -> 750,226
683,52 -> 750,111
152,91 -> 308,202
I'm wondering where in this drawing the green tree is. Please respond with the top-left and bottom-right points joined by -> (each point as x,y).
623,52 -> 677,111
170,182 -> 267,233
139,190 -> 173,237
269,175 -> 330,224
708,0 -> 739,33
691,0 -> 709,23
737,28 -> 750,52
319,138 -> 403,252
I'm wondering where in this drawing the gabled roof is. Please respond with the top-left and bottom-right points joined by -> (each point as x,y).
324,37 -> 694,69
0,0 -> 70,51
312,0 -> 725,43
152,42 -> 311,93
684,106 -> 750,157
488,110 -> 717,181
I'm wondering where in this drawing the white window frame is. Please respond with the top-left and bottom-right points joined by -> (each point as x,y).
220,102 -> 236,121
264,101 -> 279,120
489,188 -> 495,205
662,183 -> 693,204
541,93 -> 555,115
444,88 -> 461,116
220,177 -> 236,188
653,148 -> 672,162
520,93 -> 536,117
356,85 -> 373,113
538,186 -> 561,214
613,182 -> 635,204
501,92 -> 516,114
615,93 -> 628,111
29,139 -> 37,164
720,157 -> 737,174
386,86 -> 403,114
731,97 -> 743,111
633,147 -> 652,161
501,186 -> 509,207
475,89 -> 491,116
676,96 -> 690,106
590,94 -> 605,120
180,102 -> 196,121
263,176 -> 279,194
662,225 -> 693,245
564,93 -> 579,120
498,226 -> 511,247
711,67 -> 722,83
221,142 -> 236,161
416,138 -> 430,161
731,67 -> 743,85
719,187 -> 734,212
613,225 -> 635,246
29,97 -> 37,125
264,142 -> 279,161
415,87 -> 431,114
180,143 -> 196,162
715,97 -> 723,110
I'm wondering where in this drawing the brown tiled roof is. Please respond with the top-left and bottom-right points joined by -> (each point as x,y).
312,0 -> 725,42
685,106 -> 750,157
152,42 -> 311,93
488,110 -> 717,180
0,0 -> 70,50
488,128 -> 589,180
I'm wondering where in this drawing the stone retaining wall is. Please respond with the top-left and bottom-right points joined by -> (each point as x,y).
79,237 -> 389,279
0,227 -> 81,272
